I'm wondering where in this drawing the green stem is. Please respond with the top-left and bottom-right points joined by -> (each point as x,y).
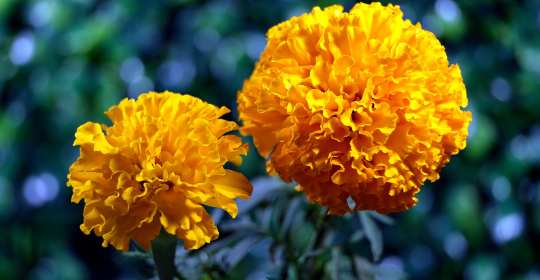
305,207 -> 329,278
151,232 -> 179,280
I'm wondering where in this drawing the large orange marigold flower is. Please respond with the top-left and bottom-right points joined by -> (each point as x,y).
67,92 -> 252,251
238,3 -> 471,214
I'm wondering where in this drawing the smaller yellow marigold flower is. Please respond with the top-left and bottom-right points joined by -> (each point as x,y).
238,3 -> 472,214
67,91 -> 252,251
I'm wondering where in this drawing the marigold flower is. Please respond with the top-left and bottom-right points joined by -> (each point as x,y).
67,92 -> 252,251
238,3 -> 471,214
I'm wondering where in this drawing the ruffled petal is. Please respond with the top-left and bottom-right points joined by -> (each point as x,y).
67,92 -> 252,251
238,3 -> 471,214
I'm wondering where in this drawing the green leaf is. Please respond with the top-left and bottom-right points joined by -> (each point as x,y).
368,211 -> 394,225
329,248 -> 340,280
279,197 -> 302,239
224,237 -> 261,269
359,212 -> 383,261
269,197 -> 287,238
327,248 -> 356,280
289,213 -> 316,256
122,251 -> 150,261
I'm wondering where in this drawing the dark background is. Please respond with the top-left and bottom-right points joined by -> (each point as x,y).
1,0 -> 540,279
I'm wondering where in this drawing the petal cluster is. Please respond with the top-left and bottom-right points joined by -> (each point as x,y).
238,3 -> 471,214
67,92 -> 252,250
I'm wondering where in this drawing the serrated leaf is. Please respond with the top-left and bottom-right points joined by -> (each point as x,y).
359,212 -> 383,261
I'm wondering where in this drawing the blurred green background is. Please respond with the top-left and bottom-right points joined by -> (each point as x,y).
1,0 -> 540,279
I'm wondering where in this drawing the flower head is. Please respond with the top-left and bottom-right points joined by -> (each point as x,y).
238,3 -> 471,214
68,92 -> 252,250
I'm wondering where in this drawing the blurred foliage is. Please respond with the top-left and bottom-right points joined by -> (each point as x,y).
128,178 -> 404,279
0,0 -> 540,279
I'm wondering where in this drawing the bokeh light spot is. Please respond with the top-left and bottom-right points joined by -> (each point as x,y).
244,32 -> 266,60
490,77 -> 512,102
120,57 -> 145,83
157,58 -> 196,89
23,173 -> 59,207
491,176 -> 511,202
434,0 -> 461,22
10,32 -> 35,66
491,213 -> 524,244
27,0 -> 54,28
444,232 -> 467,260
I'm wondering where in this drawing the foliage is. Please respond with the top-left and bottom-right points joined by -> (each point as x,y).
1,0 -> 540,279
127,178 -> 404,279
